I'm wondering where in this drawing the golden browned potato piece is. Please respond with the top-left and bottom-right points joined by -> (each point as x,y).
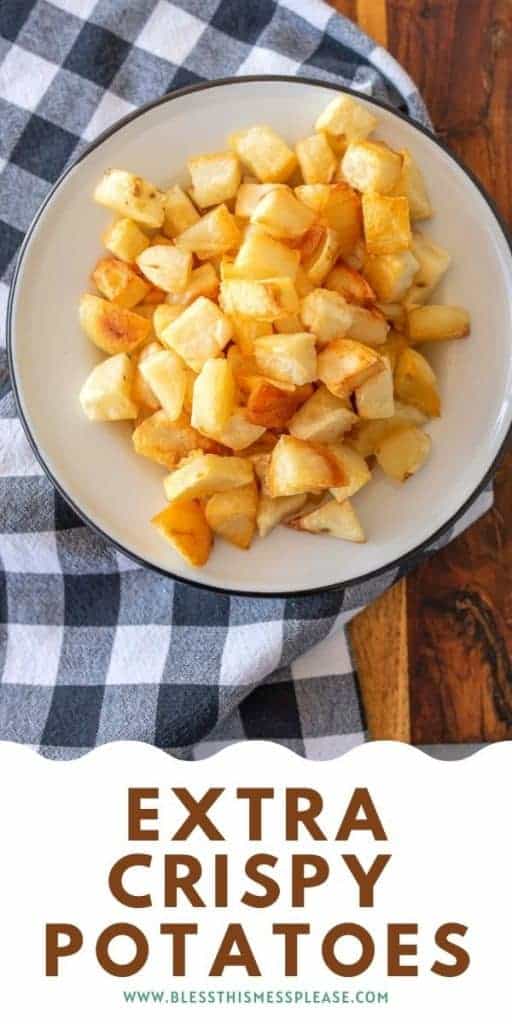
212,408 -> 266,450
362,193 -> 411,255
315,94 -> 377,143
346,304 -> 389,345
220,277 -> 299,321
251,187 -> 317,240
161,297 -> 233,371
346,401 -> 428,457
139,349 -> 187,421
406,304 -> 470,343
94,169 -> 165,228
300,288 -> 353,344
363,250 -> 419,302
329,444 -> 371,503
235,183 -> 287,218
325,261 -> 376,305
163,185 -> 200,237
132,410 -> 220,469
164,453 -> 254,503
247,379 -> 313,429
229,125 -> 297,183
152,499 -> 212,566
318,338 -> 384,397
267,435 -> 345,497
394,347 -> 441,417
288,384 -> 358,443
296,132 -> 337,185
253,332 -> 317,386
79,294 -> 151,354
102,218 -> 149,262
191,357 -> 236,436
136,244 -> 192,293
188,151 -> 241,208
405,233 -> 451,306
341,141 -> 402,195
296,183 -> 363,257
80,353 -> 138,421
301,226 -> 341,285
92,257 -> 151,308
257,492 -> 308,539
205,481 -> 258,550
289,498 -> 365,542
391,149 -> 432,221
176,204 -> 241,256
229,314 -> 274,357
233,229 -> 300,280
132,341 -> 163,411
375,426 -> 431,481
354,358 -> 395,419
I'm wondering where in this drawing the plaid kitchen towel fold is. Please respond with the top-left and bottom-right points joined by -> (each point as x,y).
0,0 -> 493,760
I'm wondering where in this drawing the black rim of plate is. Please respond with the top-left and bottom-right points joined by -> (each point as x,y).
7,75 -> 512,599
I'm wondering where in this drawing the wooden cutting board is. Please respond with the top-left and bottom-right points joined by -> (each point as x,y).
328,0 -> 512,744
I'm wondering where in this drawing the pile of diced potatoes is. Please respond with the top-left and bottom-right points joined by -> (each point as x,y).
79,93 -> 470,568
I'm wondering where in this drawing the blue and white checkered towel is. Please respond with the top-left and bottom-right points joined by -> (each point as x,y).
0,0 -> 492,760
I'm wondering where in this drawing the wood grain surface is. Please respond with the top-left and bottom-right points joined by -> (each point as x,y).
328,0 -> 512,743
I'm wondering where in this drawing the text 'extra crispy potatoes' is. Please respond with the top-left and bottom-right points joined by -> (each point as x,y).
79,93 -> 470,567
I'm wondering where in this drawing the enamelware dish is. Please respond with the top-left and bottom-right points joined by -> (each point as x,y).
8,77 -> 512,596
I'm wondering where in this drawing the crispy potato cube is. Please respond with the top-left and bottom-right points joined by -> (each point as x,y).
152,499 -> 212,566
347,401 -> 427,457
251,188 -> 317,240
191,357 -> 236,436
132,341 -> 163,411
315,94 -> 377,142
375,303 -> 406,331
296,132 -> 337,185
136,244 -> 192,293
153,302 -> 187,340
302,226 -> 341,285
257,493 -> 308,538
376,329 -> 409,371
233,228 -> 300,280
300,288 -> 353,344
354,357 -> 394,418
80,352 -> 137,421
329,444 -> 371,502
162,297 -> 233,371
163,185 -> 200,237
296,183 -> 362,256
188,151 -> 241,208
274,313 -> 303,333
166,262 -> 219,306
91,257 -> 150,308
325,261 -> 376,305
347,304 -> 389,345
139,349 -> 186,420
405,234 -> 451,305
407,304 -> 469,346
220,277 -> 299,321
392,149 -> 432,220
94,169 -> 165,228
341,141 -> 402,195
102,218 -> 149,262
288,384 -> 358,443
176,204 -> 241,256
394,347 -> 441,417
362,193 -> 411,255
290,498 -> 365,542
376,426 -> 431,481
79,294 -> 150,354
253,332 -> 317,386
318,338 -> 384,397
363,249 -> 419,302
213,407 -> 266,450
247,379 -> 312,429
267,435 -> 345,497
229,315 -> 273,356
235,183 -> 286,218
229,124 -> 297,183
205,482 -> 258,549
164,453 -> 254,503
132,410 -> 217,469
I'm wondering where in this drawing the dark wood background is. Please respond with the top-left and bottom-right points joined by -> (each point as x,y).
329,0 -> 512,743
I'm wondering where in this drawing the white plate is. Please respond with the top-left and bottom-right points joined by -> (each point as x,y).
8,77 -> 512,596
